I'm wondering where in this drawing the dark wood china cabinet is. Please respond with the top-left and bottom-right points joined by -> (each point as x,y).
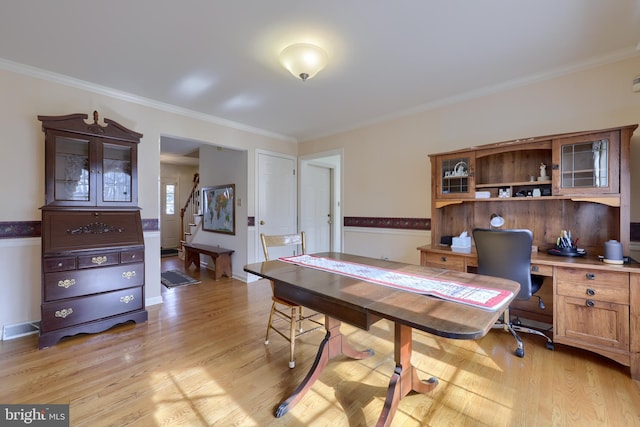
38,111 -> 147,349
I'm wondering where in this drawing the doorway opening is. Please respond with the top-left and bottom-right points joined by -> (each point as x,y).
299,150 -> 343,254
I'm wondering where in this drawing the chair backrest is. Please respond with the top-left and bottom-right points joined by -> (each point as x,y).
472,228 -> 534,300
260,232 -> 306,261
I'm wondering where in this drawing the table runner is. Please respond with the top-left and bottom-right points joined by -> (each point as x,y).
278,254 -> 513,311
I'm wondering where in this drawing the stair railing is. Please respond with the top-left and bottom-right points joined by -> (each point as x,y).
180,173 -> 200,249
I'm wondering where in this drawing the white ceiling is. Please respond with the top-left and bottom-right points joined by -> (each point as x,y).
2,1 -> 640,157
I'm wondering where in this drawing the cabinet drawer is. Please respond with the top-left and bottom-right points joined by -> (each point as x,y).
40,287 -> 143,332
423,252 -> 466,272
556,268 -> 629,304
44,263 -> 144,301
77,252 -> 119,269
556,295 -> 629,350
121,249 -> 144,264
530,263 -> 553,277
43,257 -> 76,273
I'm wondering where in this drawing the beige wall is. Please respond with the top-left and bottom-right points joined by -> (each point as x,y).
299,56 -> 640,264
191,145 -> 248,277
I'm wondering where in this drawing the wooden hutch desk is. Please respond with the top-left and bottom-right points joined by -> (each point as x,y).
420,124 -> 639,380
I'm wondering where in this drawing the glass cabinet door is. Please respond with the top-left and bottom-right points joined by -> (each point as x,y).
101,143 -> 133,203
561,140 -> 607,188
46,133 -> 138,206
47,134 -> 94,206
553,131 -> 619,195
41,113 -> 140,208
436,154 -> 475,198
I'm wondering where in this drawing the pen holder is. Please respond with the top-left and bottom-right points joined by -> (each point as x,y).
547,244 -> 585,257
554,245 -> 578,255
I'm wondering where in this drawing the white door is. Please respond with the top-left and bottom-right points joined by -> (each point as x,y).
161,176 -> 181,249
302,164 -> 332,254
257,152 -> 297,260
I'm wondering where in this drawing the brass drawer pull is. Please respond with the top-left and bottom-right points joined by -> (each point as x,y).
55,308 -> 73,318
120,295 -> 135,304
586,299 -> 595,308
586,288 -> 596,296
122,271 -> 136,280
92,256 -> 107,265
531,265 -> 539,272
57,278 -> 76,289
586,273 -> 596,280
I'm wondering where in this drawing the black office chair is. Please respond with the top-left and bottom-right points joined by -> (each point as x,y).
472,228 -> 554,357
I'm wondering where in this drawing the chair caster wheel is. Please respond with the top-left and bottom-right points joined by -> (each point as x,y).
288,361 -> 295,369
515,348 -> 525,358
264,340 -> 269,345
546,342 -> 555,350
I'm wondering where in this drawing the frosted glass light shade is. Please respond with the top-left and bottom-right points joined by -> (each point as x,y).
280,43 -> 328,81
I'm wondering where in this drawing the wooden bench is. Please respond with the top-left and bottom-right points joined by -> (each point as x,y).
183,243 -> 234,280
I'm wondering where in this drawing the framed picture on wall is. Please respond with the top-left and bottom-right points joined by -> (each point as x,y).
202,184 -> 235,235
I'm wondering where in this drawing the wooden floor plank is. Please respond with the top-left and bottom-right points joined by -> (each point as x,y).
1,256 -> 640,426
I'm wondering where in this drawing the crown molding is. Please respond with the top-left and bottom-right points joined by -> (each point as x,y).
0,58 -> 296,143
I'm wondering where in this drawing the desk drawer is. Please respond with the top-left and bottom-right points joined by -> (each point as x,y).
557,268 -> 629,304
121,249 -> 144,264
40,287 -> 143,332
423,252 -> 465,272
530,263 -> 553,277
43,257 -> 76,273
44,263 -> 144,301
556,295 -> 629,350
77,252 -> 119,269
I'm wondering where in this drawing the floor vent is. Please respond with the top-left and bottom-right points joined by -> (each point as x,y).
2,321 -> 40,341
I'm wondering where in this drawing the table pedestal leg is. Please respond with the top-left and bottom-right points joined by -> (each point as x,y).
275,315 -> 374,417
376,323 -> 439,427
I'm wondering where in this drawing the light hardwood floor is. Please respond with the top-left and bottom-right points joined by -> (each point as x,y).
2,256 -> 640,426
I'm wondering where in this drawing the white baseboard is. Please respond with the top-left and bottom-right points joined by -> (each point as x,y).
146,296 -> 164,307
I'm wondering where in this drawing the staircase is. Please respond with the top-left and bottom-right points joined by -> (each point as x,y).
179,173 -> 201,258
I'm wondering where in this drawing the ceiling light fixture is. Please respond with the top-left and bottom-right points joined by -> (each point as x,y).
280,43 -> 328,82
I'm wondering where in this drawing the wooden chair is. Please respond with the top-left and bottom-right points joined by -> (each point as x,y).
260,232 -> 323,368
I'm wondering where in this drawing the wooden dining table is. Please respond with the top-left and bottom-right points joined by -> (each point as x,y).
244,252 -> 520,427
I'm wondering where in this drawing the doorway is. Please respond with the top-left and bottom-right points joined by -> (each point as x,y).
299,151 -> 343,253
